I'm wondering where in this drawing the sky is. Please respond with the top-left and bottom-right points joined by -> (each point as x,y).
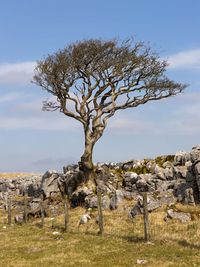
1,0 -> 200,172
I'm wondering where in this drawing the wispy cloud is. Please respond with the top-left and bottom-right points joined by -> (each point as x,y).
107,92 -> 200,136
1,48 -> 199,85
0,61 -> 36,85
32,157 -> 78,172
109,117 -> 154,133
1,48 -> 199,86
167,49 -> 200,70
33,157 -> 77,167
1,90 -> 200,136
0,114 -> 80,131
0,93 -> 79,130
0,92 -> 27,104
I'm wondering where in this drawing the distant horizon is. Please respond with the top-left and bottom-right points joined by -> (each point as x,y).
1,143 -> 199,173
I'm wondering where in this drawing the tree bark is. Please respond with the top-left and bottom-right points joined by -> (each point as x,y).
80,130 -> 96,181
80,125 -> 105,181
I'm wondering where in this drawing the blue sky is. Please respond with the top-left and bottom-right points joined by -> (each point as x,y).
1,0 -> 200,172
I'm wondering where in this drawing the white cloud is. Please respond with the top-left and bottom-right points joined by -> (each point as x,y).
0,61 -> 36,85
0,92 -> 26,104
109,117 -> 154,132
15,99 -> 43,112
167,49 -> 200,70
1,48 -> 199,85
0,93 -> 81,131
0,114 -> 80,131
107,92 -> 200,136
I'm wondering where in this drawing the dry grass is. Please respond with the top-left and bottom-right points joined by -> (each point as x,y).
0,173 -> 41,179
0,203 -> 200,267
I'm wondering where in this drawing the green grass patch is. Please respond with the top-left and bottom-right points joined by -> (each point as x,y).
0,206 -> 200,266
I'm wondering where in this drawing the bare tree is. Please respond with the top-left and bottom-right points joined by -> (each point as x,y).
33,39 -> 186,181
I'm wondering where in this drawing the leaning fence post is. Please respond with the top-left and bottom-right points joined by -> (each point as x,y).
142,192 -> 150,241
23,191 -> 28,223
63,194 -> 69,232
40,194 -> 45,228
7,194 -> 12,225
4,192 -> 8,211
97,189 -> 104,236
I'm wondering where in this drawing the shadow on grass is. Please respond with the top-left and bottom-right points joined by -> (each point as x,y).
33,221 -> 145,243
178,240 -> 200,250
35,222 -> 44,228
121,235 -> 144,243
75,230 -> 145,243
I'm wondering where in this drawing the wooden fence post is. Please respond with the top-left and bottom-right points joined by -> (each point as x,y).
97,190 -> 104,235
23,192 -> 28,223
63,195 -> 69,232
4,193 -> 8,211
7,194 -> 12,225
142,192 -> 150,241
40,194 -> 45,228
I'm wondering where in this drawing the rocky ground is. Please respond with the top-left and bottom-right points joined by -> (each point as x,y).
1,145 -> 200,223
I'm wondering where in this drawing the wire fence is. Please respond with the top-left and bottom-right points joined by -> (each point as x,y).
0,193 -> 200,245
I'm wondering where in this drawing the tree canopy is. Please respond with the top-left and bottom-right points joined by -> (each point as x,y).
33,39 -> 186,180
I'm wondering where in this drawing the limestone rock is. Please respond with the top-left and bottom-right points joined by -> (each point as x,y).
136,174 -> 155,192
190,145 -> 200,163
153,165 -> 166,180
29,198 -> 41,210
102,195 -> 110,209
63,164 -> 78,173
85,195 -> 98,209
71,187 -> 93,208
57,170 -> 86,197
130,202 -> 142,218
123,172 -> 138,191
14,214 -> 24,224
136,259 -> 148,265
163,165 -> 174,180
165,209 -> 191,223
174,151 -> 190,166
109,190 -> 124,210
174,181 -> 195,204
194,161 -> 200,199
41,171 -> 60,198
130,194 -> 176,218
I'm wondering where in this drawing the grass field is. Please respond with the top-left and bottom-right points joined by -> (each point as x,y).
0,204 -> 200,267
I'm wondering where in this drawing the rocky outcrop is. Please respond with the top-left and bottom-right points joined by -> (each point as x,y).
122,145 -> 200,205
0,174 -> 42,199
194,162 -> 200,199
1,145 -> 200,215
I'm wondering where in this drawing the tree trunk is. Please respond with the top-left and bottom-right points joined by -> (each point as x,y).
80,131 -> 96,181
80,125 -> 105,182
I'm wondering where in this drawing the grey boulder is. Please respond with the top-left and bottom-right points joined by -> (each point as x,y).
165,209 -> 191,223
